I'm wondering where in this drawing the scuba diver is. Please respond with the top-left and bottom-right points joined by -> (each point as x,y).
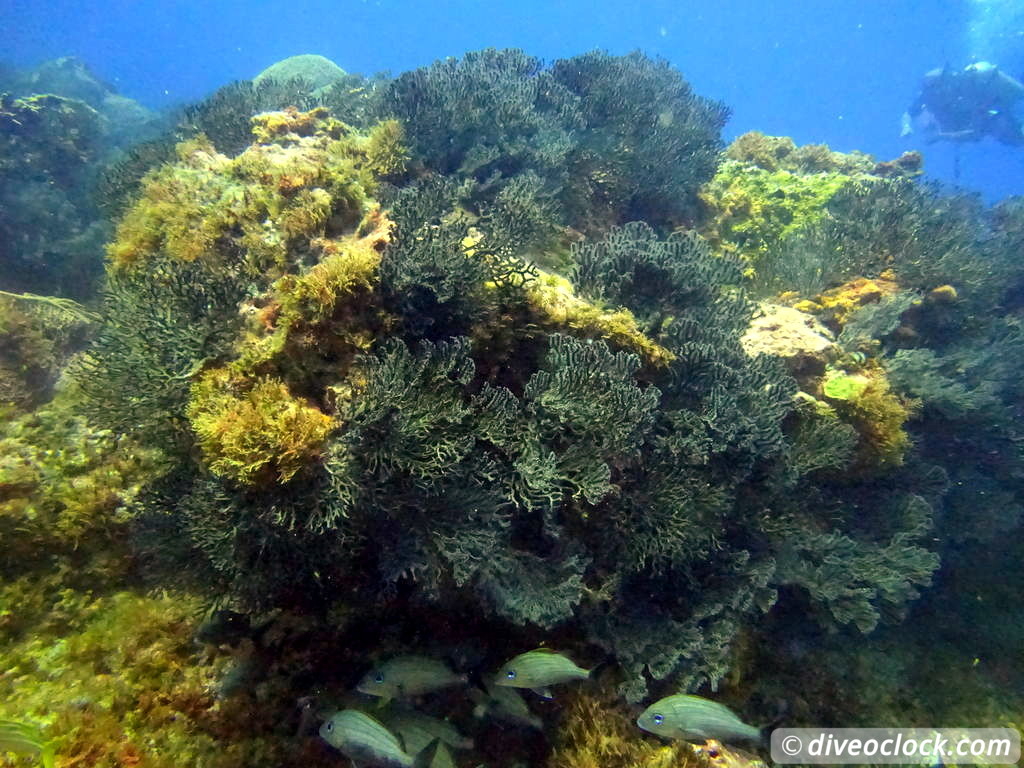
901,62 -> 1024,146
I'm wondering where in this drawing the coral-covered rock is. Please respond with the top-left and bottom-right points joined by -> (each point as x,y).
741,303 -> 836,382
0,292 -> 96,408
725,131 -> 876,175
702,134 -> 927,271
698,159 -> 852,263
793,276 -> 902,330
253,54 -> 348,93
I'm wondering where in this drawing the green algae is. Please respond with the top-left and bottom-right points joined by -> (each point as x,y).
699,159 -> 853,264
822,368 -> 871,401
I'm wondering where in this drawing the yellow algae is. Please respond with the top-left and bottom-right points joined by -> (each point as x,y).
524,271 -> 674,368
821,365 -> 917,469
230,207 -> 391,375
106,108 -> 401,274
187,367 -> 335,486
549,689 -> 699,768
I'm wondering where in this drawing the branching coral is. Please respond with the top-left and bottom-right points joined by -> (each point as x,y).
513,334 -> 660,505
770,492 -> 939,633
76,253 -> 247,449
573,222 -> 748,336
384,48 -> 726,234
802,180 -> 1000,314
384,48 -> 578,185
551,50 -> 729,231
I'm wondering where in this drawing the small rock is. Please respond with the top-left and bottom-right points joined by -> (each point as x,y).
741,303 -> 837,382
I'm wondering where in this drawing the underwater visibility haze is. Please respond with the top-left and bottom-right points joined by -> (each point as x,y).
0,0 -> 1023,766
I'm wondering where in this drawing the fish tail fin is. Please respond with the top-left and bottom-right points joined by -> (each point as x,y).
411,739 -> 443,768
584,657 -> 614,683
760,698 -> 791,747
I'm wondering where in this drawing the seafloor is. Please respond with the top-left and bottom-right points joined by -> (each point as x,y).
0,51 -> 1022,768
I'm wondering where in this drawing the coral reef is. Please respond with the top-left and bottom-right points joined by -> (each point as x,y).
4,47 -> 1024,768
0,58 -> 163,299
74,94 -> 955,719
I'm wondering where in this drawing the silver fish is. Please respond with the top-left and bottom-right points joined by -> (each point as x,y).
0,720 -> 54,768
383,709 -> 474,755
470,680 -> 544,730
494,648 -> 590,697
319,709 -> 414,767
358,655 -> 468,700
636,695 -> 761,745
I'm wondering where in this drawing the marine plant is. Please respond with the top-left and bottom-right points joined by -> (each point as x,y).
0,292 -> 95,409
551,50 -> 729,230
383,48 -> 727,235
0,720 -> 54,768
821,365 -> 916,469
186,368 -> 336,486
548,689 -> 697,768
724,130 -> 878,175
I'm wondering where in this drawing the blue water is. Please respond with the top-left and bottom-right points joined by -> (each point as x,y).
3,0 -> 1022,201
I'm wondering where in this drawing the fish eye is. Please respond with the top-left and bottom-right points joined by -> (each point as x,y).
326,721 -> 333,732
506,669 -> 516,680
374,672 -> 385,684
652,713 -> 664,725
